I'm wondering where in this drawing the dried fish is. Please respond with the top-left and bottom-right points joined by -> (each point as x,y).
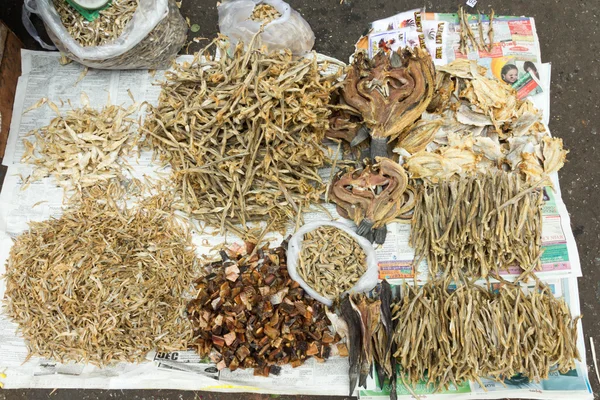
341,296 -> 362,395
53,0 -> 138,47
392,280 -> 581,391
144,35 -> 337,235
339,47 -> 435,159
3,190 -> 198,366
51,0 -> 187,69
250,3 -> 281,23
21,104 -> 139,192
298,226 -> 367,299
410,171 -> 544,281
404,60 -> 568,183
329,157 -> 413,243
187,244 -> 338,376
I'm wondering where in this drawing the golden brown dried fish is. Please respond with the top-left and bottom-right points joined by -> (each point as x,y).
3,190 -> 198,366
298,226 -> 367,299
392,280 -> 580,391
144,35 -> 337,235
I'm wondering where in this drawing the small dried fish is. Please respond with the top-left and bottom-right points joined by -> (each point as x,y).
21,104 -> 139,192
53,0 -> 138,47
410,171 -> 543,281
392,280 -> 581,391
298,226 -> 367,299
250,3 -> 281,23
144,35 -> 337,235
3,190 -> 198,366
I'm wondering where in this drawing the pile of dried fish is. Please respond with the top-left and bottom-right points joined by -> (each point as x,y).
53,0 -> 138,47
336,282 -> 395,396
392,280 -> 581,391
3,192 -> 198,366
330,158 -> 415,243
298,226 -> 367,299
187,244 -> 338,376
250,3 -> 281,22
397,59 -> 567,183
144,35 -> 336,234
21,103 -> 139,191
410,171 -> 543,281
328,47 -> 435,159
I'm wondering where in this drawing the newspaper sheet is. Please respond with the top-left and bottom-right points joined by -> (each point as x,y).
0,42 -> 590,398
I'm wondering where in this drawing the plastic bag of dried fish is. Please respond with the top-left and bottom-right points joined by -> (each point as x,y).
218,0 -> 315,56
26,0 -> 187,69
287,221 -> 378,306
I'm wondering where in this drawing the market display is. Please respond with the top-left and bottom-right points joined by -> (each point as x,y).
21,103 -> 139,190
3,191 -> 198,366
391,280 -> 580,390
410,171 -> 544,281
297,226 -> 367,299
144,35 -> 336,235
187,245 -> 338,376
0,3 -> 592,399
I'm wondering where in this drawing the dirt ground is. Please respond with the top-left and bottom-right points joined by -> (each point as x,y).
1,0 -> 599,399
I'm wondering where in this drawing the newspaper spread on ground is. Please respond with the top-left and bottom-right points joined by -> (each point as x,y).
0,19 -> 592,398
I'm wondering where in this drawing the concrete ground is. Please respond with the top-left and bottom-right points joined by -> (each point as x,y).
1,0 -> 599,399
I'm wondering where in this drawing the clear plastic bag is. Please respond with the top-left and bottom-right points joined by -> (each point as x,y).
23,0 -> 187,69
218,0 -> 315,56
286,221 -> 379,307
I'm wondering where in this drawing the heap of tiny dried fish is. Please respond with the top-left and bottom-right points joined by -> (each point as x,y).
187,244 -> 339,376
250,3 -> 281,23
397,59 -> 567,183
298,226 -> 367,299
410,171 -> 543,281
53,0 -> 138,47
144,35 -> 336,235
21,103 -> 139,191
392,280 -> 581,391
329,157 -> 415,243
3,192 -> 198,366
335,47 -> 435,159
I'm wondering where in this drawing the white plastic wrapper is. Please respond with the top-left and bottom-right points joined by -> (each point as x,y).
287,221 -> 378,307
218,0 -> 315,56
23,0 -> 187,69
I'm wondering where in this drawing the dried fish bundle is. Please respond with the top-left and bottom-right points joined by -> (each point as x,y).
53,0 -> 138,47
3,191 -> 198,366
410,171 -> 543,281
298,226 -> 367,299
391,281 -> 581,391
21,104 -> 139,191
144,35 -> 336,235
329,157 -> 415,243
250,3 -> 281,22
339,47 -> 435,159
187,245 -> 338,376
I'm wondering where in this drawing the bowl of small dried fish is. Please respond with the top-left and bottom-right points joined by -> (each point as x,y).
287,221 -> 378,306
